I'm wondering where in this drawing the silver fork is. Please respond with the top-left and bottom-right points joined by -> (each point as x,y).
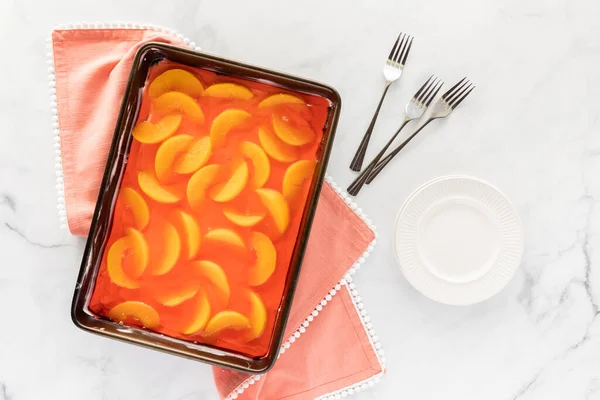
349,33 -> 414,172
365,78 -> 475,184
347,76 -> 443,196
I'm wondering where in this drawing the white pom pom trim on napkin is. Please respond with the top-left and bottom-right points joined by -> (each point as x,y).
226,175 -> 384,400
47,22 -> 201,229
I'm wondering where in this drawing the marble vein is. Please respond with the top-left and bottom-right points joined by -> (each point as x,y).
586,379 -> 599,399
3,223 -> 71,249
0,195 -> 15,212
581,193 -> 598,314
0,383 -> 11,400
513,187 -> 600,399
512,371 -> 543,400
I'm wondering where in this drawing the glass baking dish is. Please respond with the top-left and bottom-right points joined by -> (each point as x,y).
71,42 -> 341,373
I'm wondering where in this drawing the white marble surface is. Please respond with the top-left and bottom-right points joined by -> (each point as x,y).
1,0 -> 600,399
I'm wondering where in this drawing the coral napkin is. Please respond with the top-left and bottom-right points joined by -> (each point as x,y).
49,25 -> 384,399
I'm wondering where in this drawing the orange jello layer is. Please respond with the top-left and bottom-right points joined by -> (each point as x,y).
88,62 -> 330,358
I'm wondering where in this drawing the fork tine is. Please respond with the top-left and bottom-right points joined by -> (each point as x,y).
442,77 -> 467,100
449,85 -> 475,109
413,75 -> 434,101
445,80 -> 470,104
388,34 -> 401,61
393,34 -> 407,63
425,81 -> 444,106
420,78 -> 439,103
401,36 -> 413,65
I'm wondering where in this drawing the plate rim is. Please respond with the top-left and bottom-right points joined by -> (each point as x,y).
393,175 -> 524,305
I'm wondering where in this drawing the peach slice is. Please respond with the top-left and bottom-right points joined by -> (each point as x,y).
150,222 -> 181,276
119,187 -> 149,230
155,134 -> 193,182
138,172 -> 183,203
245,291 -> 267,341
148,69 -> 204,99
107,238 -> 139,289
182,291 -> 211,335
156,285 -> 199,307
223,209 -> 265,227
258,127 -> 298,163
282,160 -> 317,201
249,232 -> 276,286
255,188 -> 290,234
209,159 -> 249,202
258,93 -> 305,108
192,260 -> 231,303
272,112 -> 315,146
187,164 -> 220,210
204,228 -> 245,250
209,109 -> 252,147
240,141 -> 270,188
124,228 -> 149,278
173,136 -> 211,174
204,311 -> 251,337
132,114 -> 182,144
204,83 -> 253,100
154,92 -> 205,123
178,210 -> 201,259
108,301 -> 159,328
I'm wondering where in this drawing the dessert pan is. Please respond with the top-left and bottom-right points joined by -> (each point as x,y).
71,42 -> 341,373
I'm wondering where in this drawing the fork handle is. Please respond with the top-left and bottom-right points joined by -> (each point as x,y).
366,119 -> 433,184
347,118 -> 410,196
349,82 -> 392,172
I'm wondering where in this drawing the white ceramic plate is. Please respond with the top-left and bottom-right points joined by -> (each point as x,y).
394,175 -> 523,305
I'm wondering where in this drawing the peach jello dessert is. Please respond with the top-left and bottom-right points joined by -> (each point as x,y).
88,64 -> 330,357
